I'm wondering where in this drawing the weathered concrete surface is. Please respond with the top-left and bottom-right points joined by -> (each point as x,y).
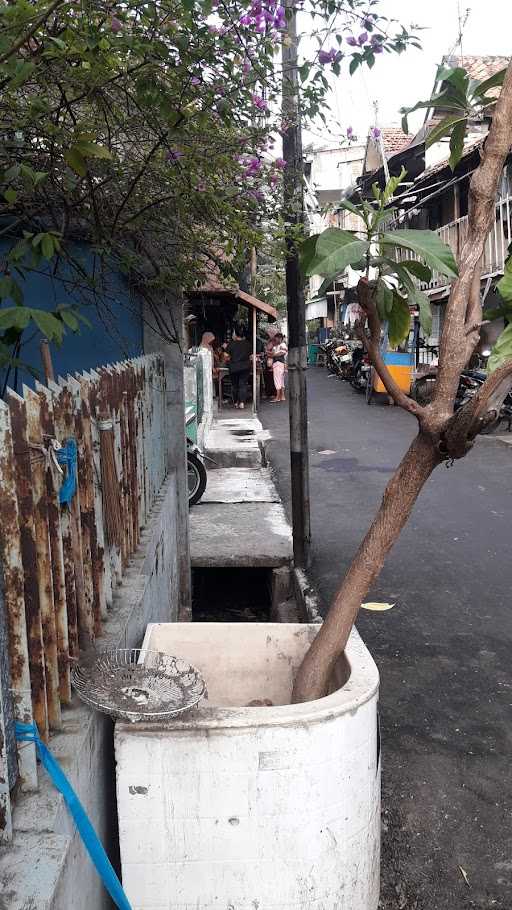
261,369 -> 512,910
0,476 -> 180,910
205,417 -> 264,468
190,501 -> 292,567
201,467 -> 280,503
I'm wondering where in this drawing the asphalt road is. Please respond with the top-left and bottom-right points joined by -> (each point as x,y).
260,368 -> 512,910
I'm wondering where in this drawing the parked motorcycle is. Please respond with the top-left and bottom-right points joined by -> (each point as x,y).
187,437 -> 208,505
350,345 -> 371,393
410,367 -> 512,433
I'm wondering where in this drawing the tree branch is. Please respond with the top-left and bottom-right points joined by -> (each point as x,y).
0,0 -> 67,64
434,60 -> 512,412
357,278 -> 425,419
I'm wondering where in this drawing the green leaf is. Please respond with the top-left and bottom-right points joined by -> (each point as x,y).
471,68 -> 506,99
64,147 -> 87,177
306,228 -> 370,279
0,307 -> 31,331
41,234 -> 54,259
497,255 -> 512,304
74,141 -> 112,160
9,60 -> 35,89
413,288 -> 432,336
299,234 -> 320,276
426,115 -> 467,149
382,166 -> 407,206
4,188 -> 17,204
376,279 -> 393,319
381,229 -> 458,278
488,323 -> 512,374
399,259 -> 432,283
30,310 -> 65,344
59,309 -> 79,331
337,198 -> 364,221
387,293 -> 411,347
349,56 -> 360,76
449,119 -> 467,170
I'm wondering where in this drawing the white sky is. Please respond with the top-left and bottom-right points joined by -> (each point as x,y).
304,0 -> 512,147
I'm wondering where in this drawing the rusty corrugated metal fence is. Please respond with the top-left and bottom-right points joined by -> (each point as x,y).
0,354 -> 167,840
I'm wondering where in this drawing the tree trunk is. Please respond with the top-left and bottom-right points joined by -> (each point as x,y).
292,433 -> 440,702
292,59 -> 512,703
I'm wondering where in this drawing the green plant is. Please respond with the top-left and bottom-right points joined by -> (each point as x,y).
293,62 -> 512,702
301,168 -> 458,346
0,0 -> 421,384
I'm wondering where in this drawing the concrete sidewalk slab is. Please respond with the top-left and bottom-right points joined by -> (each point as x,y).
205,417 -> 263,468
201,467 -> 280,503
190,501 -> 292,567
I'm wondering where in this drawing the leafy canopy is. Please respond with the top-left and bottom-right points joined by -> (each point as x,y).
302,170 -> 458,346
0,0 -> 420,384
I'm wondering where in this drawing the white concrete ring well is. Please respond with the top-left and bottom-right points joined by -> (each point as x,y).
115,622 -> 380,910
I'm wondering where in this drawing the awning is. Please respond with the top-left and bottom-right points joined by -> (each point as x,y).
188,286 -> 278,321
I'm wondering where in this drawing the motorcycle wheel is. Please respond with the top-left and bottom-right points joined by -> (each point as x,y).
411,374 -> 436,405
187,450 -> 207,506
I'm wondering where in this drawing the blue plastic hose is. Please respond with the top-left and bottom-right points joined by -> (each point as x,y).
16,722 -> 132,910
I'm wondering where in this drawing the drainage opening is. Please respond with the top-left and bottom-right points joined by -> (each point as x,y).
192,567 -> 272,622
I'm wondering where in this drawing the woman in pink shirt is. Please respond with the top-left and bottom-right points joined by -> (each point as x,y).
269,333 -> 287,402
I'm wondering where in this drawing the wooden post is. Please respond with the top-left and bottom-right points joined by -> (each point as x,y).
39,339 -> 55,385
282,0 -> 311,568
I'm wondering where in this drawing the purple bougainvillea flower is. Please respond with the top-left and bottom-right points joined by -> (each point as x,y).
252,93 -> 268,111
239,14 -> 253,25
346,35 -> 358,47
167,149 -> 184,163
191,76 -> 201,85
319,47 -> 340,65
371,127 -> 381,140
243,59 -> 252,74
269,172 -> 279,186
111,16 -> 122,32
274,157 -> 286,169
346,126 -> 354,139
248,189 -> 265,202
358,31 -> 368,45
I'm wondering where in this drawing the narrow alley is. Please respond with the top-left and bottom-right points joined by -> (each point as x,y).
261,369 -> 512,910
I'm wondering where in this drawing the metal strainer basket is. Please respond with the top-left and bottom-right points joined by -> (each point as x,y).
71,648 -> 206,723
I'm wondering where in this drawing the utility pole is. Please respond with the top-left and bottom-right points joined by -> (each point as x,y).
282,0 -> 311,568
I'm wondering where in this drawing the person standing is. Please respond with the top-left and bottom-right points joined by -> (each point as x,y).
270,333 -> 288,402
224,325 -> 252,410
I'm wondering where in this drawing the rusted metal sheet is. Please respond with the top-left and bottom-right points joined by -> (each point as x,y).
5,390 -> 49,742
97,368 -> 123,585
0,593 -> 13,840
49,381 -> 87,654
66,376 -> 99,634
77,372 -> 108,620
24,387 -> 61,731
0,402 -> 37,789
87,369 -> 113,608
35,383 -> 71,705
127,364 -> 140,550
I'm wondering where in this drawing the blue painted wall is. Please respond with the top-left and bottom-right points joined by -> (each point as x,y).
0,243 -> 143,390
